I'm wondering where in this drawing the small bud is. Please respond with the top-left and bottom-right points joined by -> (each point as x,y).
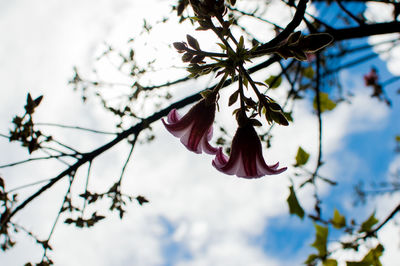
173,42 -> 187,51
300,33 -> 334,53
287,31 -> 302,45
176,1 -> 187,16
182,52 -> 194,62
292,49 -> 308,61
228,90 -> 239,106
250,119 -> 262,127
34,95 -> 43,106
268,102 -> 283,112
190,55 -> 206,64
186,35 -> 201,50
269,111 -> 289,126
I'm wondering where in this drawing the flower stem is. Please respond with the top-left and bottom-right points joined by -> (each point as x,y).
238,65 -> 264,102
213,73 -> 229,94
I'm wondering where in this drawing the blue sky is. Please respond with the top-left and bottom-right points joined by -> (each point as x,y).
1,1 -> 399,265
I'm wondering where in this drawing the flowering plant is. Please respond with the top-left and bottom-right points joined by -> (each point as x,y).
163,1 -> 332,178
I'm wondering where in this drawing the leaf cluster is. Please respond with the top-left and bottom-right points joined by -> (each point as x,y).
0,177 -> 18,251
9,93 -> 49,154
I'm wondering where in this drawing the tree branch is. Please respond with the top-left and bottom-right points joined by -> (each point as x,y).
370,202 -> 400,235
329,21 -> 400,41
0,54 -> 284,227
254,0 -> 309,55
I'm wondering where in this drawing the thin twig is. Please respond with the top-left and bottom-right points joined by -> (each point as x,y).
81,161 -> 93,215
314,53 -> 323,179
36,123 -> 117,135
7,178 -> 55,193
254,0 -> 309,56
0,154 -> 73,169
118,135 -> 138,184
370,203 -> 400,235
228,6 -> 284,30
42,176 -> 74,261
336,0 -> 365,25
382,76 -> 400,87
40,148 -> 74,166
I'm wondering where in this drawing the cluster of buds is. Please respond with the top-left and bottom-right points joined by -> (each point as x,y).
9,93 -> 49,154
188,0 -> 238,30
189,0 -> 234,18
275,32 -> 333,61
173,35 -> 206,64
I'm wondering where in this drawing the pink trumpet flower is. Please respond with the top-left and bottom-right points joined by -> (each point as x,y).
162,96 -> 218,155
212,119 -> 287,178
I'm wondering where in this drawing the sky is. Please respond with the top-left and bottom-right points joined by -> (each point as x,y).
0,1 -> 399,266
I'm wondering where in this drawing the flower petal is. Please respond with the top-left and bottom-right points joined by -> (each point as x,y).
167,109 -> 181,123
162,99 -> 217,155
212,121 -> 287,178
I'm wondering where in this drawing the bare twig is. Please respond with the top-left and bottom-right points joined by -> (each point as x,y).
254,0 -> 309,55
36,123 -> 117,135
336,0 -> 365,25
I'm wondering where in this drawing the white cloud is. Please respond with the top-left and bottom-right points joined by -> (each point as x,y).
365,3 -> 400,76
375,156 -> 400,265
365,2 -> 395,23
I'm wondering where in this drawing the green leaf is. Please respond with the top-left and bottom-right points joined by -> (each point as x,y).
303,66 -> 315,79
284,112 -> 293,122
359,212 -> 379,233
242,76 -> 249,88
136,195 -> 149,205
346,262 -> 370,266
200,90 -> 212,99
295,146 -> 310,167
228,90 -> 239,106
347,244 -> 384,266
313,92 -> 337,113
237,36 -> 244,51
323,259 -> 338,266
25,93 -> 36,114
265,75 -> 282,89
332,208 -> 346,229
361,244 -> 384,265
287,186 -> 305,219
395,135 -> 400,142
250,119 -> 262,127
270,110 -> 289,126
311,224 -> 329,257
304,254 -> 319,265
216,43 -> 226,50
268,102 -> 282,112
